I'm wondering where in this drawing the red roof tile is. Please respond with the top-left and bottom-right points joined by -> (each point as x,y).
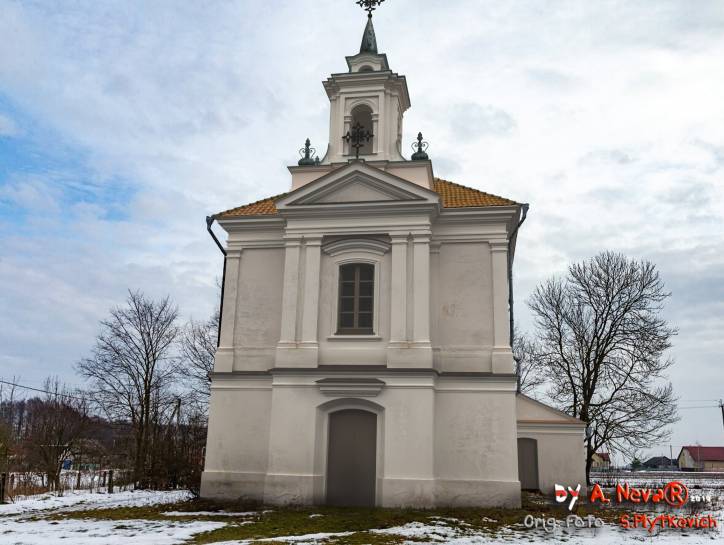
216,178 -> 517,218
682,446 -> 724,462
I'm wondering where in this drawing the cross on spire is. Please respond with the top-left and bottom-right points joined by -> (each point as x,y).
356,0 -> 385,18
343,122 -> 374,159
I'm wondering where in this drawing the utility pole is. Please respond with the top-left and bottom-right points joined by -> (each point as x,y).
719,400 -> 724,431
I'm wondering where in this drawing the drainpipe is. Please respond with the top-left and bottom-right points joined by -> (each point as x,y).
508,203 -> 530,393
206,216 -> 227,348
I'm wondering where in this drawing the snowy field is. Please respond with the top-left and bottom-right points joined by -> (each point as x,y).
0,490 -> 222,544
0,478 -> 721,544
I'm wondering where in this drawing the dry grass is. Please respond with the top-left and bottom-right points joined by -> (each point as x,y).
48,492 -> 629,544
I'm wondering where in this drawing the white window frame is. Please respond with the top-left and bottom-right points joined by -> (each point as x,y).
322,239 -> 389,341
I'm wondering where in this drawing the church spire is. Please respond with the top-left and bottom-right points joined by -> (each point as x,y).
359,15 -> 378,54
355,1 -> 384,54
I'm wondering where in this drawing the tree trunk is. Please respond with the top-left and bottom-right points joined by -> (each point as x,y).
585,440 -> 593,486
134,425 -> 145,487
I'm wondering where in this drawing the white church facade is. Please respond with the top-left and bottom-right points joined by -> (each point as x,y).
201,12 -> 586,508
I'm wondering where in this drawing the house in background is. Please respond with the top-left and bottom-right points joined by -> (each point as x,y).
591,452 -> 611,471
678,446 -> 724,471
642,456 -> 676,470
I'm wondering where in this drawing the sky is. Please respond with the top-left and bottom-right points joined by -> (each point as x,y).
1,0 -> 723,459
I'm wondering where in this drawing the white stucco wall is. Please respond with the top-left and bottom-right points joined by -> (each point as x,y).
202,379 -> 272,500
435,382 -> 520,507
433,242 -> 494,372
202,371 -> 522,508
233,247 -> 284,371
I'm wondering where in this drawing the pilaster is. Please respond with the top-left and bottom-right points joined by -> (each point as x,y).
387,233 -> 433,368
214,249 -> 241,373
490,241 -> 514,373
300,237 -> 322,352
412,235 -> 431,345
388,234 -> 407,345
276,237 -> 320,368
276,239 -> 302,366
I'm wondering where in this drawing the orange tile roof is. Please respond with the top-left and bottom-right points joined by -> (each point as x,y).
216,178 -> 516,218
216,193 -> 284,218
433,178 -> 517,208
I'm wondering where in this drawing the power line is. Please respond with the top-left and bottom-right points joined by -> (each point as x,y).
0,379 -> 86,401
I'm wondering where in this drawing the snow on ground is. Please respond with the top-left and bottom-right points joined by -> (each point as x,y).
0,490 -> 217,545
373,521 -> 462,539
367,519 -> 722,545
211,533 -> 355,545
0,477 -> 721,544
0,518 -> 225,545
0,489 -> 192,517
162,510 -> 258,517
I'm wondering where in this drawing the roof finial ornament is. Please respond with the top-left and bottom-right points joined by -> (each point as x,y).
298,138 -> 318,166
411,132 -> 429,161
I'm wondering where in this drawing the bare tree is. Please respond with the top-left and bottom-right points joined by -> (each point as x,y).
23,378 -> 89,492
0,380 -> 18,475
512,328 -> 545,395
527,251 -> 678,484
179,310 -> 218,400
77,290 -> 179,488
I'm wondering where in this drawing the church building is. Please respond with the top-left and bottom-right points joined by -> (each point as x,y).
201,8 -> 586,508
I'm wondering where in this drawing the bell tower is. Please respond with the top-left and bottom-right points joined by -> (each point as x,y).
320,7 -> 410,164
289,0 -> 432,191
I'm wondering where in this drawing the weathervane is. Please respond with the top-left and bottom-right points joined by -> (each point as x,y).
343,122 -> 374,159
356,0 -> 385,17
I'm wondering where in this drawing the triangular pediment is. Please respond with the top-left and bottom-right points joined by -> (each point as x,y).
294,173 -> 424,205
276,162 -> 440,211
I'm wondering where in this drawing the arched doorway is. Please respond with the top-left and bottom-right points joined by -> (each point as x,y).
326,409 -> 377,506
517,437 -> 539,490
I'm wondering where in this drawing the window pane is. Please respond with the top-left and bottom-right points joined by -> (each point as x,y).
359,265 -> 374,281
340,265 -> 356,282
358,313 -> 372,328
337,262 -> 375,335
358,297 -> 373,312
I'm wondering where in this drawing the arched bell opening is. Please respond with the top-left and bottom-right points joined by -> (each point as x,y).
350,105 -> 374,156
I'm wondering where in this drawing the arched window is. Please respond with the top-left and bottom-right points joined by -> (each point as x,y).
350,105 -> 373,156
337,263 -> 374,334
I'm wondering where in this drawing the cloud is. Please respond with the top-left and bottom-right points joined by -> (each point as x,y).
0,0 -> 723,451
0,175 -> 61,214
0,113 -> 19,137
579,149 -> 637,166
449,103 -> 517,139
